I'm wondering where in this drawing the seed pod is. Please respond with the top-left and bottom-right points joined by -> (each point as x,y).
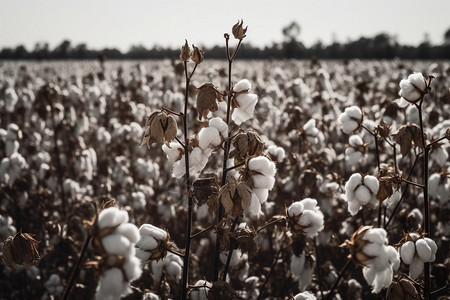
386,279 -> 419,300
179,40 -> 190,62
232,20 -> 247,40
191,45 -> 205,64
141,110 -> 178,147
2,230 -> 40,269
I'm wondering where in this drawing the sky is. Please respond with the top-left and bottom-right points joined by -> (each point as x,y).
1,0 -> 449,52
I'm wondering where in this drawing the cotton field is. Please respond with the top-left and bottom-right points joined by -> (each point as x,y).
0,45 -> 449,300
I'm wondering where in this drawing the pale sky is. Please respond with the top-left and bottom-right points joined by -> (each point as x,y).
1,0 -> 449,52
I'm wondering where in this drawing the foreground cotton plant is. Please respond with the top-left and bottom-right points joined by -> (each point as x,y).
399,233 -> 437,279
344,173 -> 379,216
93,207 -> 142,300
287,198 -> 324,238
342,226 -> 400,293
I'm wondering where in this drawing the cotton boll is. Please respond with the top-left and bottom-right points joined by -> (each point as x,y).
234,79 -> 252,92
198,127 -> 221,150
430,148 -> 448,167
232,93 -> 258,125
423,238 -> 437,259
123,256 -> 142,281
386,245 -> 400,271
288,201 -> 304,217
363,228 -> 387,246
172,158 -> 186,178
415,239 -> 432,262
294,291 -> 317,300
345,173 -> 362,195
363,176 -> 379,195
209,117 -> 228,138
248,156 -> 276,177
400,241 -> 415,264
348,199 -> 361,215
139,224 -> 167,241
102,234 -> 132,258
98,207 -> 129,229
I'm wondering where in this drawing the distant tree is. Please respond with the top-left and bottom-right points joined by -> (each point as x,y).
52,40 -> 72,59
444,28 -> 450,44
13,45 -> 28,59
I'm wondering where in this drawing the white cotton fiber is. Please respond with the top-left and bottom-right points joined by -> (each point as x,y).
136,235 -> 158,251
115,223 -> 140,244
198,127 -> 221,150
363,176 -> 379,195
349,135 -> 363,146
253,188 -> 269,204
98,207 -> 129,229
162,142 -> 184,162
346,106 -> 362,119
136,248 -> 151,262
245,193 -> 263,219
424,238 -> 437,258
102,234 -> 132,258
415,239 -> 432,261
400,241 -> 415,265
303,119 -> 316,133
139,224 -> 167,241
123,256 -> 142,281
234,79 -> 252,92
288,201 -> 304,217
209,117 -> 228,137
95,268 -> 128,300
409,256 -> 424,279
301,198 -> 318,210
354,185 -> 371,205
348,199 -> 361,215
252,174 -> 275,190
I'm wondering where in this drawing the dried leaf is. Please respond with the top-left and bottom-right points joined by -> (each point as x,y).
141,110 -> 178,147
230,131 -> 264,164
193,177 -> 219,206
394,123 -> 423,156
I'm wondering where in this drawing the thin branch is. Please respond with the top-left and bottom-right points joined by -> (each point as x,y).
256,217 -> 285,234
191,224 -> 215,239
326,258 -> 352,300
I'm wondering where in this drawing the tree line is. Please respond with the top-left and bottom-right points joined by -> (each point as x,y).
2,24 -> 450,60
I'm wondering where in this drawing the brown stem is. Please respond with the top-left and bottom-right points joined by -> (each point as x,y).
61,234 -> 91,300
326,258 -> 352,300
257,246 -> 283,300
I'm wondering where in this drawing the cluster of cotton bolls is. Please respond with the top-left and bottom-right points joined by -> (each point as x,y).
290,251 -> 315,292
245,156 -> 277,218
345,226 -> 400,294
399,233 -> 437,279
287,198 -> 324,238
94,207 -> 142,300
0,152 -> 28,187
231,79 -> 258,126
151,252 -> 183,282
343,173 -> 379,216
302,119 -> 321,145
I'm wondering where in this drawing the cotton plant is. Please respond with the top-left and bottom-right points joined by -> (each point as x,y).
343,173 -> 379,216
398,233 -> 438,279
342,226 -> 400,294
92,207 -> 142,300
287,198 -> 324,238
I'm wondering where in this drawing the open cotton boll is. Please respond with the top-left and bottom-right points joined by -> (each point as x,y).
136,235 -> 158,251
234,79 -> 252,92
98,207 -> 129,229
293,291 -> 316,300
354,185 -> 372,205
424,238 -> 437,258
348,199 -> 362,215
345,173 -> 362,196
288,201 -> 304,217
363,228 -> 387,246
172,158 -> 186,178
400,241 -> 415,264
363,176 -> 379,195
409,256 -> 424,279
346,106 -> 363,119
303,119 -> 317,134
102,234 -> 133,258
198,127 -> 221,150
123,256 -> 142,281
232,93 -> 258,125
209,117 -> 228,138
248,156 -> 276,177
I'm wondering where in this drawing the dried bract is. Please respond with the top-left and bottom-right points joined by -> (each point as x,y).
341,225 -> 375,267
179,40 -> 190,62
195,83 -> 223,120
218,179 -> 252,217
232,20 -> 247,40
2,230 -> 40,270
141,110 -> 178,147
229,131 -> 264,164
